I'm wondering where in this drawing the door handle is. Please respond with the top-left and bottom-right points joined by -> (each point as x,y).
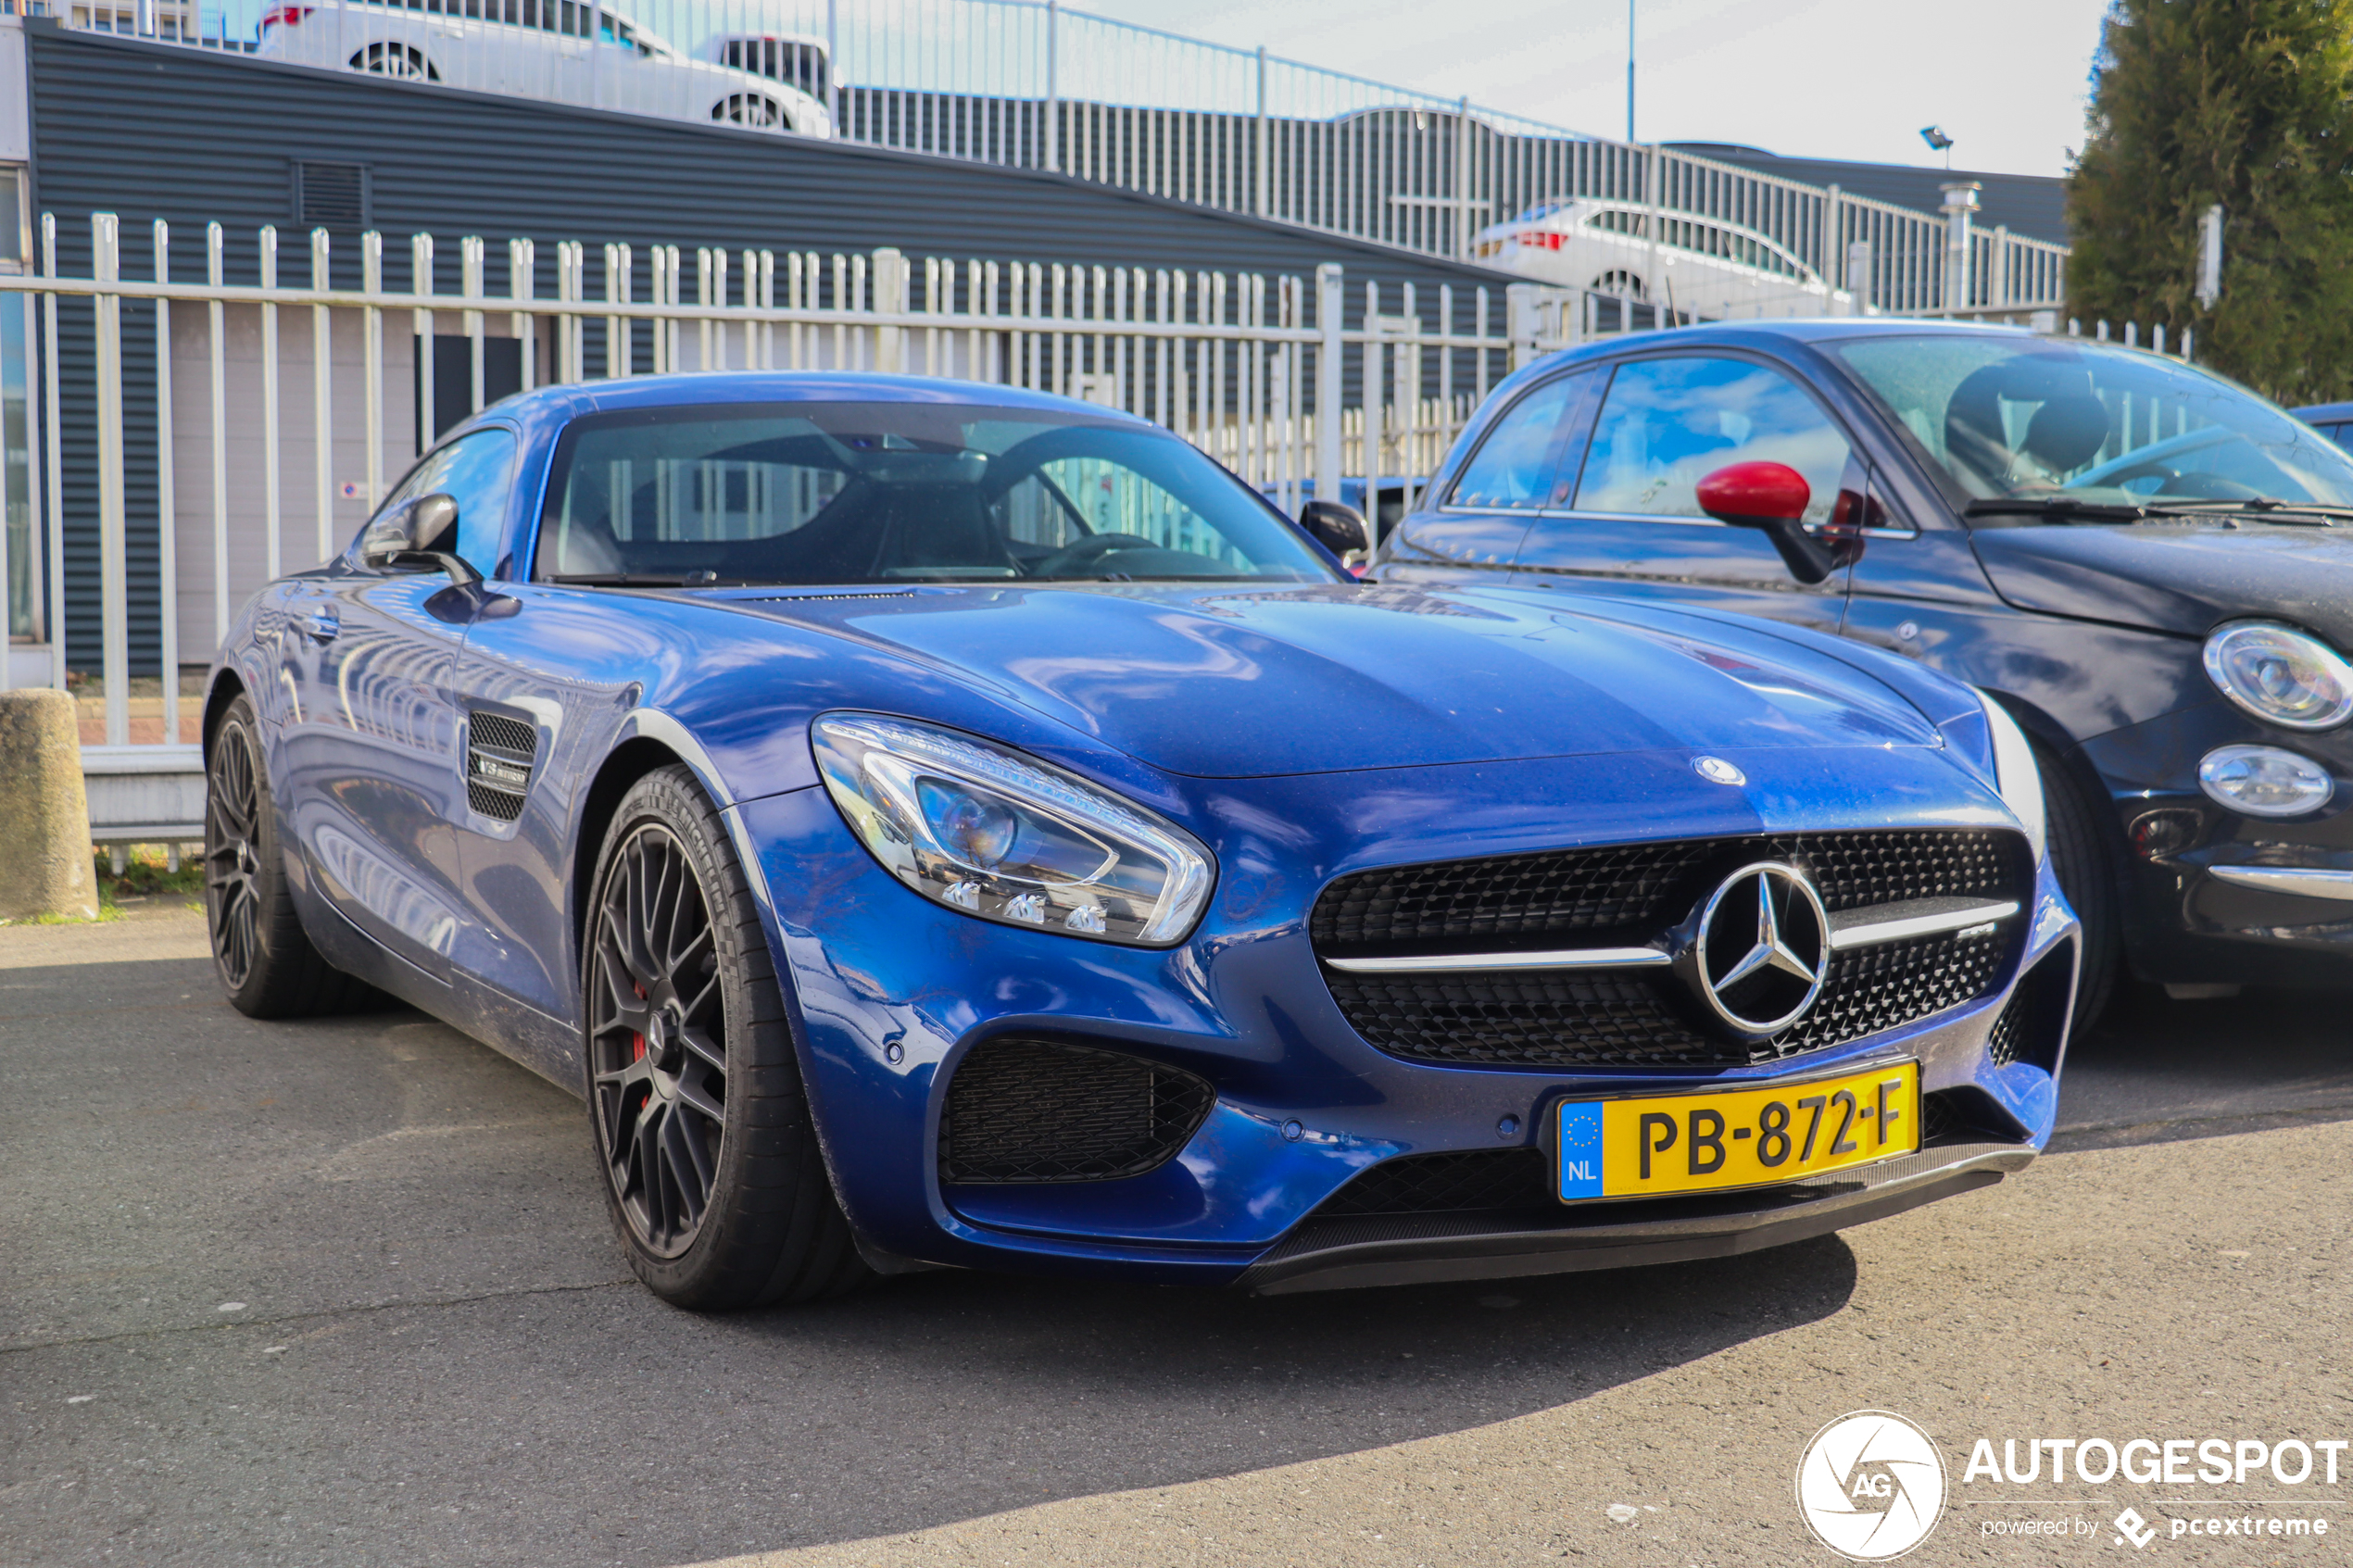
302,608 -> 341,643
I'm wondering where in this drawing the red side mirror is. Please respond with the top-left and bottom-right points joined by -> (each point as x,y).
1695,461 -> 1811,525
1694,461 -> 1842,585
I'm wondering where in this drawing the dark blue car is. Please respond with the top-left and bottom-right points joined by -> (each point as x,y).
203,373 -> 2074,1307
1385,322 -> 2353,1023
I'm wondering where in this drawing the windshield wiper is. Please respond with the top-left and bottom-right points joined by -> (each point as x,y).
547,572 -> 692,587
1965,497 -> 2148,522
2145,498 -> 2353,525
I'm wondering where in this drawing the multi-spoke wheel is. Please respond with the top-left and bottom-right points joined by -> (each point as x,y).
589,823 -> 729,1257
204,693 -> 383,1018
582,765 -> 870,1308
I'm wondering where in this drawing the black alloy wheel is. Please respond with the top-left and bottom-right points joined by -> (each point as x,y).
587,822 -> 730,1257
581,765 -> 871,1307
207,715 -> 265,993
203,693 -> 383,1018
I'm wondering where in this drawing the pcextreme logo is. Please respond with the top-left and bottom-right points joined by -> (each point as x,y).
1795,1410 -> 1949,1561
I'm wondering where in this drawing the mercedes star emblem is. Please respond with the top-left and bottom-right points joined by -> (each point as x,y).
1682,861 -> 1831,1038
1692,756 -> 1747,786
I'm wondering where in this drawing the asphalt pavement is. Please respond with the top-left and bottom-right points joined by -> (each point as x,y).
3,905 -> 2348,1568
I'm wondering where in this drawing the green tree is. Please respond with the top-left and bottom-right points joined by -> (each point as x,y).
2067,0 -> 2353,403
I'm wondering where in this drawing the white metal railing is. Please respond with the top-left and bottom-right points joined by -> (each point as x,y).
66,0 -> 2068,314
2,212 -> 1520,753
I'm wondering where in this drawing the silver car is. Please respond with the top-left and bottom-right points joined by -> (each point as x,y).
258,0 -> 832,137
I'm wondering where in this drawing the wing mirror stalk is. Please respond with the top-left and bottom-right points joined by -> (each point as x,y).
1696,461 -> 1846,585
359,492 -> 483,586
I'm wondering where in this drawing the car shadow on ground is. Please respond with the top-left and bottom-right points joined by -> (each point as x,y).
2052,979 -> 2353,1150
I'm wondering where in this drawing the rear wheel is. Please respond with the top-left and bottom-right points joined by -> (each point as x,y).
2036,739 -> 2120,1030
713,93 -> 789,130
350,43 -> 436,81
583,765 -> 869,1309
205,694 -> 384,1019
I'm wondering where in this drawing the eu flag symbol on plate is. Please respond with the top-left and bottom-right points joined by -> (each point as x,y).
1556,1101 -> 1604,1200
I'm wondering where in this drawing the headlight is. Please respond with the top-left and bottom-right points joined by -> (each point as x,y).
2202,621 -> 2353,729
2198,745 -> 2334,817
1979,694 -> 2047,864
812,713 -> 1214,947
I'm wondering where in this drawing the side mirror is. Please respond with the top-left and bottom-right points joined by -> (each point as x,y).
1299,498 -> 1369,561
1694,461 -> 1840,585
358,492 -> 481,586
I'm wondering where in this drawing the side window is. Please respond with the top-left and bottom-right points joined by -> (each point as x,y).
1572,357 -> 1853,526
371,428 -> 520,571
1447,373 -> 1587,510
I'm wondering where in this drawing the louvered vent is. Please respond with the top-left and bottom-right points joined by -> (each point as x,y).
293,161 -> 369,231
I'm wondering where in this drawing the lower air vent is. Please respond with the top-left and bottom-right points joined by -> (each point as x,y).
1987,943 -> 2074,1072
466,710 -> 537,822
1315,1148 -> 1551,1217
938,1038 -> 1214,1184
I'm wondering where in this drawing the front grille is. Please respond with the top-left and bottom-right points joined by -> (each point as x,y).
1314,830 -> 2026,1069
939,1038 -> 1215,1184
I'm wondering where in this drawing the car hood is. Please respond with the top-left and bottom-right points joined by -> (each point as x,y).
1971,521 -> 2353,645
723,582 -> 1942,778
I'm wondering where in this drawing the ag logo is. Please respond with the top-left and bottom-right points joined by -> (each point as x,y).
1794,1410 -> 1946,1561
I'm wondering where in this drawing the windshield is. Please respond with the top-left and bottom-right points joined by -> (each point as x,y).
1827,335 -> 2353,514
534,402 -> 1337,586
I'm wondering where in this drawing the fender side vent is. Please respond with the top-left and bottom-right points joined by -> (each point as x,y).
940,1038 -> 1214,1184
466,710 -> 538,822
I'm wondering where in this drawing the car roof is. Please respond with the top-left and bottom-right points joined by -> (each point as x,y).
2292,401 -> 2353,422
448,370 -> 1158,438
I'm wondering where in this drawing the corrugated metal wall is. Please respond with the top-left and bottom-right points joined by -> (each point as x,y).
26,22 -> 1512,673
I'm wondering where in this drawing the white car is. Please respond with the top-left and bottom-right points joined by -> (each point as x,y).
1471,197 -> 1851,321
258,1 -> 832,138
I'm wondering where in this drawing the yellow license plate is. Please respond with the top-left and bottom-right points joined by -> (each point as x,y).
1554,1061 -> 1919,1202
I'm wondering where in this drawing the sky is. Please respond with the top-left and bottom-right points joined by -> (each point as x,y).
1083,0 -> 2115,179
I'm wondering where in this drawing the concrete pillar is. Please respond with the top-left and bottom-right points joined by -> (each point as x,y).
0,690 -> 100,922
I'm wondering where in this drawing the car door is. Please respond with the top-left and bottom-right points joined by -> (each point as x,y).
1379,368 -> 1597,588
1506,351 -> 1861,635
277,426 -> 519,984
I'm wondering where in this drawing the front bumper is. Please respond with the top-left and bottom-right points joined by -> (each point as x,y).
732,747 -> 2077,1289
2084,701 -> 2353,986
1240,1142 -> 2032,1294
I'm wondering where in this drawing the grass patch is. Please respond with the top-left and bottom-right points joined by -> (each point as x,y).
95,844 -> 205,902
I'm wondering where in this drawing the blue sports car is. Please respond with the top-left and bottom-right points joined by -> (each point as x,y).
202,373 -> 2078,1307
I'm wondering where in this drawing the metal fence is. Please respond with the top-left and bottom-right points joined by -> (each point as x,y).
60,0 -> 2067,315
2,212 -> 1526,776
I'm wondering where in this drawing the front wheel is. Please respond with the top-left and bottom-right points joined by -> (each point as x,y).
583,765 -> 869,1309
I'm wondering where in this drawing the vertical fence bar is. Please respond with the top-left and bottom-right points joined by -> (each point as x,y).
261,226 -> 282,580
362,231 -> 384,508
510,237 -> 537,392
1361,278 -> 1383,550
412,232 -> 434,452
94,215 -> 129,745
462,235 -> 485,414
42,215 -> 64,691
207,223 -> 228,651
310,227 -> 333,566
1315,263 -> 1341,508
153,220 -> 179,740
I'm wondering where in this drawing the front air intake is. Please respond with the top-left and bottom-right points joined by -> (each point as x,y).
938,1038 -> 1214,1185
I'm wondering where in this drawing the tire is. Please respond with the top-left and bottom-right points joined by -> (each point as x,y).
205,694 -> 385,1019
2034,738 -> 2120,1030
582,764 -> 870,1310
350,43 -> 436,82
713,93 -> 787,130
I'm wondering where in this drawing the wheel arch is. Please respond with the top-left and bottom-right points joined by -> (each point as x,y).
201,668 -> 248,759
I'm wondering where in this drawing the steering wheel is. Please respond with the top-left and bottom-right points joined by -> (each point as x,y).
1029,532 -> 1160,577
